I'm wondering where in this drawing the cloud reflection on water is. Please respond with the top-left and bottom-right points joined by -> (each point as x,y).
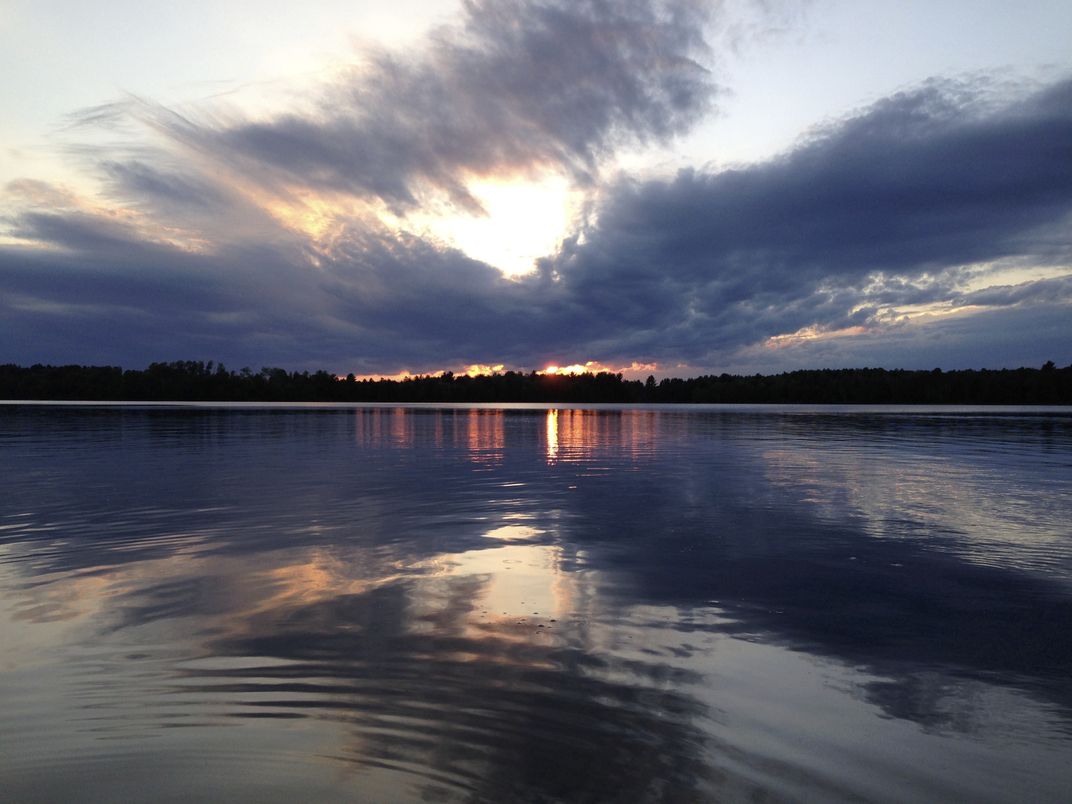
1,405 -> 1071,801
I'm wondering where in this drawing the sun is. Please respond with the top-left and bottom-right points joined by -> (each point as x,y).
411,175 -> 583,277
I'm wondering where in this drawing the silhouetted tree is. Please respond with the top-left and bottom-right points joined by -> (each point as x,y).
1,362 -> 1069,404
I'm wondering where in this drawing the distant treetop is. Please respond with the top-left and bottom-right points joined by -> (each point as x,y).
1,361 -> 1070,404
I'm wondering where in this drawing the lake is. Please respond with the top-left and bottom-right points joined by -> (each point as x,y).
1,403 -> 1070,802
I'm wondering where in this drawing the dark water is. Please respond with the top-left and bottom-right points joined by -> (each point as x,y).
1,403 -> 1071,803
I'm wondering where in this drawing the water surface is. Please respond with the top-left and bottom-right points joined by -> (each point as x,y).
1,404 -> 1070,802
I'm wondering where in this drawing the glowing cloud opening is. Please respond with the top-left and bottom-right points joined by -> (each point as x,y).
404,175 -> 584,277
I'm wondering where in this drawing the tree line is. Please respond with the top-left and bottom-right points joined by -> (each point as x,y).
1,360 -> 1069,404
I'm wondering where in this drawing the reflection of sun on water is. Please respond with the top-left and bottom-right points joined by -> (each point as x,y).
546,409 -> 559,463
409,521 -> 577,644
447,544 -> 569,621
483,525 -> 543,542
463,410 -> 505,464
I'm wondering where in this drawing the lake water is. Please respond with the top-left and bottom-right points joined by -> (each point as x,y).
1,403 -> 1070,802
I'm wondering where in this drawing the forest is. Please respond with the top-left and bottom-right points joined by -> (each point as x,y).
1,360 -> 1070,404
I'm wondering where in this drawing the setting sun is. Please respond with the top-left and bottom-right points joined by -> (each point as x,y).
409,175 -> 583,277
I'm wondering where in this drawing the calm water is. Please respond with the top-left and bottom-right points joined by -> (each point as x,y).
1,403 -> 1071,803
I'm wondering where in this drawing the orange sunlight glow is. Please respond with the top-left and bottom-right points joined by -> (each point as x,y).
347,364 -> 504,381
764,325 -> 870,349
343,360 -> 660,381
251,174 -> 583,278
3,179 -> 213,254
464,363 -> 505,377
540,362 -> 593,376
539,360 -> 658,376
266,195 -> 340,241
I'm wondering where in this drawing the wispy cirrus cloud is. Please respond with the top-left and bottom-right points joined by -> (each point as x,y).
113,0 -> 716,216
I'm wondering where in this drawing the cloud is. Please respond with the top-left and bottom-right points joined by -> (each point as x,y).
1,7 -> 1071,374
954,274 -> 1072,308
140,0 -> 715,215
537,74 -> 1072,365
100,160 -> 225,211
723,303 -> 1072,374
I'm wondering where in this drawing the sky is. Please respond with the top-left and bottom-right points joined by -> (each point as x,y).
2,0 -> 1071,377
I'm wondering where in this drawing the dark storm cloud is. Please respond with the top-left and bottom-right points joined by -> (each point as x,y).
2,43 -> 1071,371
535,74 -> 1072,364
11,210 -> 144,257
163,0 -> 714,212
